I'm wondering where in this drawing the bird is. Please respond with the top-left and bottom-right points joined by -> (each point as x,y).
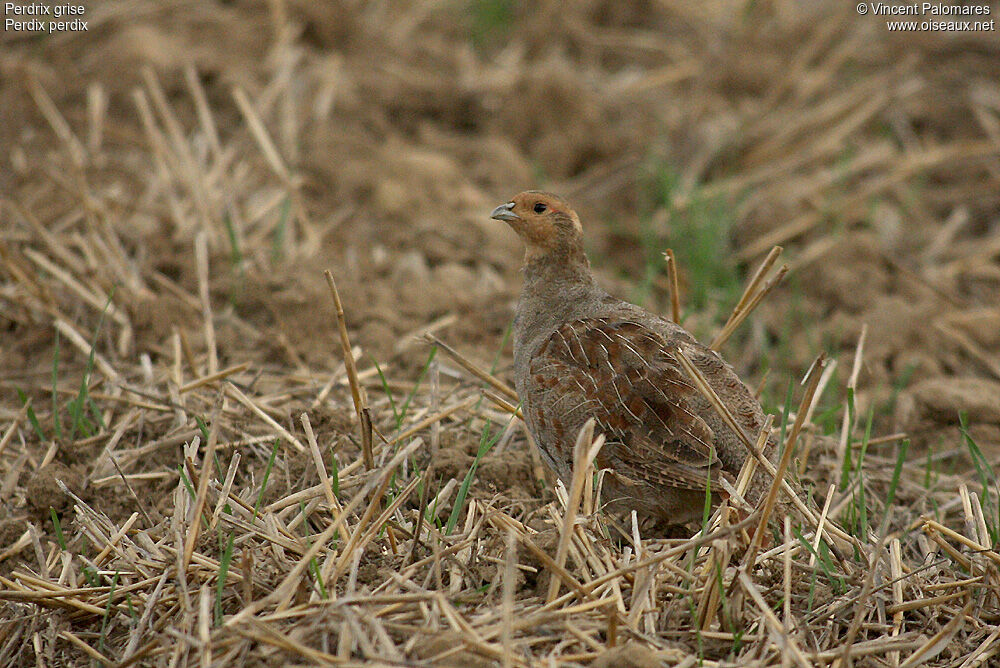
491,191 -> 780,528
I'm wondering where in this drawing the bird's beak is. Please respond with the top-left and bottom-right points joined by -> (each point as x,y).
490,202 -> 520,222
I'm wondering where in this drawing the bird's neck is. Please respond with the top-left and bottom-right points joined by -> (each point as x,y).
521,249 -> 592,286
514,252 -> 600,354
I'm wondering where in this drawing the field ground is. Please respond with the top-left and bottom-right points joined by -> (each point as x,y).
2,1 -> 1000,666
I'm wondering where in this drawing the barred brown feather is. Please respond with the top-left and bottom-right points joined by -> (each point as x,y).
494,191 -> 781,526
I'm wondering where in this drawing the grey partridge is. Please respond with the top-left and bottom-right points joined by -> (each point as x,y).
492,191 -> 779,526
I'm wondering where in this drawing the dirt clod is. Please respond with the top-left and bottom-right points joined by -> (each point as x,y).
25,462 -> 81,514
906,377 -> 1000,424
413,631 -> 494,668
592,643 -> 662,668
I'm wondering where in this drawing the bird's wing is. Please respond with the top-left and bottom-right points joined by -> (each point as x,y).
528,316 -> 729,491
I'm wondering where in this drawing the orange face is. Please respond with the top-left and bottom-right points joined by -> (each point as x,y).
490,191 -> 583,260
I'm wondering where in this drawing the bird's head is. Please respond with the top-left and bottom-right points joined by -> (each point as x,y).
490,191 -> 586,265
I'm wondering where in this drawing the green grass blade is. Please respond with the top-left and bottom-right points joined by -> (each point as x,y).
196,416 -> 210,441
330,452 -> 340,496
399,346 -> 437,423
296,501 -> 329,599
16,388 -> 46,442
98,570 -> 120,654
178,465 -> 197,500
224,213 -> 243,269
272,196 -> 291,262
254,439 -> 281,519
885,439 -> 909,509
960,412 -> 999,541
794,526 -> 844,595
778,379 -> 794,447
839,386 -> 857,490
310,556 -> 328,599
855,407 -> 874,537
50,508 -> 66,550
490,320 -> 514,375
701,462 -> 712,531
87,396 -> 106,432
68,291 -> 113,443
446,417 -> 503,535
372,358 -> 400,427
51,329 -> 62,440
469,0 -> 514,51
214,531 -> 235,626
924,442 -> 935,489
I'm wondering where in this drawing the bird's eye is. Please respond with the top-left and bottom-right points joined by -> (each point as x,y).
533,202 -> 547,214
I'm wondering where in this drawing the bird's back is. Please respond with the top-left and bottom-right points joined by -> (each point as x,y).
514,287 -> 777,521
493,190 -> 781,526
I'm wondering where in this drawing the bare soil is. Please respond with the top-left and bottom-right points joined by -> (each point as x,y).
2,1 -> 999,666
